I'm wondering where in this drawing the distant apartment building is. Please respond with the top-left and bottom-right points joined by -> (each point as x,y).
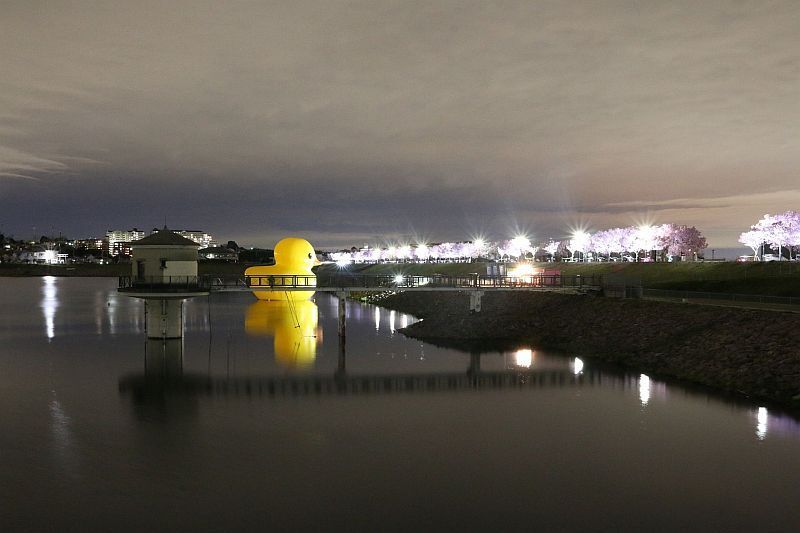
106,228 -> 145,256
151,228 -> 217,249
74,238 -> 107,252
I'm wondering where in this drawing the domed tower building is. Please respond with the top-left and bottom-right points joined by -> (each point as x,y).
119,228 -> 208,339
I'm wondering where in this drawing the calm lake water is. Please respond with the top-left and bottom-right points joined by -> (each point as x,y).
2,277 -> 800,531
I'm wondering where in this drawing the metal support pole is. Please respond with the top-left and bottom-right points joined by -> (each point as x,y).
337,291 -> 347,339
337,334 -> 346,376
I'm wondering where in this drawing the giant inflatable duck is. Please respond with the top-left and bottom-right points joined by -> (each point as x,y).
244,300 -> 320,368
245,237 -> 320,301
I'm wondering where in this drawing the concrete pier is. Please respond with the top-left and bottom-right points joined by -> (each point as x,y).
144,298 -> 185,339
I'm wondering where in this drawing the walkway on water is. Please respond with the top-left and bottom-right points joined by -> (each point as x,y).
120,273 -> 603,293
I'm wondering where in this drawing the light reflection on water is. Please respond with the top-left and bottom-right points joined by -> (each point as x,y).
639,373 -> 651,406
41,275 -> 57,340
757,406 -> 769,440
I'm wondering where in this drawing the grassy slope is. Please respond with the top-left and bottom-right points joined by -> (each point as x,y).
318,261 -> 800,296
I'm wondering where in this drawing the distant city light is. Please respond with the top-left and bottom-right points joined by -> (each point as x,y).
393,274 -> 405,285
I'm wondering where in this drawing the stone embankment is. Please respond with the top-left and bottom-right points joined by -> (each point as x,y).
380,291 -> 800,407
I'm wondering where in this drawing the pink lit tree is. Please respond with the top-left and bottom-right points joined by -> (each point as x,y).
744,211 -> 800,260
658,224 -> 707,259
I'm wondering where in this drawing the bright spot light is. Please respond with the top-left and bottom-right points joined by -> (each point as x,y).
474,237 -> 486,249
43,249 -> 58,264
639,374 -> 651,406
572,357 -> 584,375
335,257 -> 351,268
756,406 -> 768,440
393,274 -> 405,285
509,264 -> 535,278
570,230 -> 590,252
511,235 -> 530,249
513,348 -> 533,368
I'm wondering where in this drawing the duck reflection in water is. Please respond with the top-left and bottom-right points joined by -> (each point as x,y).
244,299 -> 322,369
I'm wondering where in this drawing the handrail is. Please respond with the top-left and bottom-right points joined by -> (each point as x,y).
118,273 -> 604,291
200,273 -> 603,290
118,276 -> 210,291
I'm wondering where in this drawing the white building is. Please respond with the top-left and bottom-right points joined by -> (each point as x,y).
131,230 -> 200,281
151,228 -> 217,249
18,246 -> 69,264
107,228 -> 145,256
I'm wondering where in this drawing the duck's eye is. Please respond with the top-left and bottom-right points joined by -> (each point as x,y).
308,253 -> 312,259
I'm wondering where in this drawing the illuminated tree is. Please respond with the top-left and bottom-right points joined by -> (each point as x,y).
738,230 -> 763,257
497,236 -> 534,260
543,240 -> 560,261
658,224 -> 707,259
745,211 -> 800,260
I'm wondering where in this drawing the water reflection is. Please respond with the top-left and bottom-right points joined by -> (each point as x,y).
572,357 -> 584,375
41,276 -> 58,340
389,310 -> 396,333
756,406 -> 768,440
118,339 -> 198,421
244,300 -> 321,369
374,307 -> 380,331
120,347 -> 590,409
639,374 -> 651,406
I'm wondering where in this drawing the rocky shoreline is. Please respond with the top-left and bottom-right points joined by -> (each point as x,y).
377,291 -> 800,408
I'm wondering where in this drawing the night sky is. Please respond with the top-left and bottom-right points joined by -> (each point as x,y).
2,1 -> 799,248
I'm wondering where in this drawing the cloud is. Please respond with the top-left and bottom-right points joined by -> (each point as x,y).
1,1 -> 799,247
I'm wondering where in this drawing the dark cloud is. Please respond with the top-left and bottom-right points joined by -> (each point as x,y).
2,1 -> 799,247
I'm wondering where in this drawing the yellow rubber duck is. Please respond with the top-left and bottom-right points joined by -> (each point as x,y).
245,237 -> 320,301
244,300 -> 321,368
